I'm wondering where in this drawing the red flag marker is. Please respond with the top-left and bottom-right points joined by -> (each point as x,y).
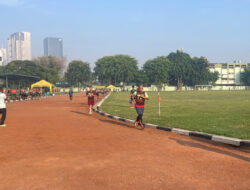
158,92 -> 160,116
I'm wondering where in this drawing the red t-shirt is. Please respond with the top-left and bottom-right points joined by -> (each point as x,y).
87,91 -> 95,101
11,89 -> 17,95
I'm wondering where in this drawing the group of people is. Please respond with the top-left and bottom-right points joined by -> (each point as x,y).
4,88 -> 41,101
0,87 -> 44,127
68,87 -> 110,115
86,87 -> 110,115
0,85 -> 149,128
69,84 -> 149,129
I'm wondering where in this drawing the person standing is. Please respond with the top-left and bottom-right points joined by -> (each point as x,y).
132,85 -> 149,128
101,88 -> 104,97
129,85 -> 136,106
86,87 -> 96,115
0,88 -> 7,127
69,88 -> 73,101
96,89 -> 100,101
11,88 -> 17,100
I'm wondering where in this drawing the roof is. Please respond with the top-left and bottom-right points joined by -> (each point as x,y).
0,73 -> 40,80
107,85 -> 117,89
31,80 -> 55,88
93,86 -> 106,89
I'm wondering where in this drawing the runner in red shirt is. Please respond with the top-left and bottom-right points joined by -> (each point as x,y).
86,87 -> 96,115
132,85 -> 149,128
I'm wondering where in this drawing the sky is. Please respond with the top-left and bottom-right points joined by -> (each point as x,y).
0,0 -> 250,68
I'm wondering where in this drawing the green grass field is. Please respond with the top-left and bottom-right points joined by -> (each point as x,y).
101,91 -> 250,139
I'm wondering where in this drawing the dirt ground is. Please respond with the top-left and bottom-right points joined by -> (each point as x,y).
0,94 -> 249,190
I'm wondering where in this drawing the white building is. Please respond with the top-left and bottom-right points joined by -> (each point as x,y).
209,62 -> 250,85
7,32 -> 31,63
0,47 -> 7,66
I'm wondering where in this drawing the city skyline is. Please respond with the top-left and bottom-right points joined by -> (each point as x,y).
0,47 -> 7,66
0,0 -> 250,67
7,32 -> 31,63
44,37 -> 63,58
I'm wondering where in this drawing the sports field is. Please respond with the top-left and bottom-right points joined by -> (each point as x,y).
101,91 -> 250,139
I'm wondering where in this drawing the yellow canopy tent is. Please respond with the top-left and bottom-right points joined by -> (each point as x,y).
31,80 -> 55,92
93,86 -> 106,89
107,85 -> 116,89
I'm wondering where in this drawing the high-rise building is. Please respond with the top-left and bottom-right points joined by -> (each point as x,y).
7,32 -> 31,63
0,47 -> 7,66
44,37 -> 63,58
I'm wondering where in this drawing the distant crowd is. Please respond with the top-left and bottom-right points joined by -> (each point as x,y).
68,87 -> 111,115
2,88 -> 52,101
85,88 -> 110,101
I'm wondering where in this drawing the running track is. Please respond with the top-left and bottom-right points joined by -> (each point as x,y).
0,94 -> 249,190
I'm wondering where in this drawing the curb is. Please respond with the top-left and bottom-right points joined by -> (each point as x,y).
92,93 -> 250,147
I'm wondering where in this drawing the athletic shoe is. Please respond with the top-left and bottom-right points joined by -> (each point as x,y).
138,120 -> 144,129
134,121 -> 138,127
0,124 -> 6,127
89,111 -> 92,115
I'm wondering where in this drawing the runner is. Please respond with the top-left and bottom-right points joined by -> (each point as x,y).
129,85 -> 136,106
69,88 -> 73,101
86,87 -> 96,115
132,85 -> 149,128
96,89 -> 100,101
0,88 -> 7,127
101,88 -> 104,97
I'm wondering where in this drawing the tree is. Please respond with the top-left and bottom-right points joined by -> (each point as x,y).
65,60 -> 92,86
208,71 -> 219,85
94,55 -> 138,85
143,56 -> 171,85
0,66 -> 3,73
241,68 -> 250,85
135,70 -> 149,86
187,57 -> 219,86
33,56 -> 66,76
167,51 -> 218,89
1,60 -> 60,83
167,50 -> 193,89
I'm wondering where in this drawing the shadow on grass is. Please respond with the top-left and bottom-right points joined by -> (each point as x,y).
169,137 -> 250,163
99,119 -> 144,130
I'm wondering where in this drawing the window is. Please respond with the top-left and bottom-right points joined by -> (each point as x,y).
222,64 -> 227,69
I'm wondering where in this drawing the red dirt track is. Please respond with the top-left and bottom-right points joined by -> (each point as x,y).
0,94 -> 249,190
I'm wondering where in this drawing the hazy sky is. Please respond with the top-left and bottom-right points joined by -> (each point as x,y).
0,0 -> 250,68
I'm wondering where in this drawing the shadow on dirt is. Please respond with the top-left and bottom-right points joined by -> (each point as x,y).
169,137 -> 250,162
70,110 -> 91,116
99,119 -> 144,130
